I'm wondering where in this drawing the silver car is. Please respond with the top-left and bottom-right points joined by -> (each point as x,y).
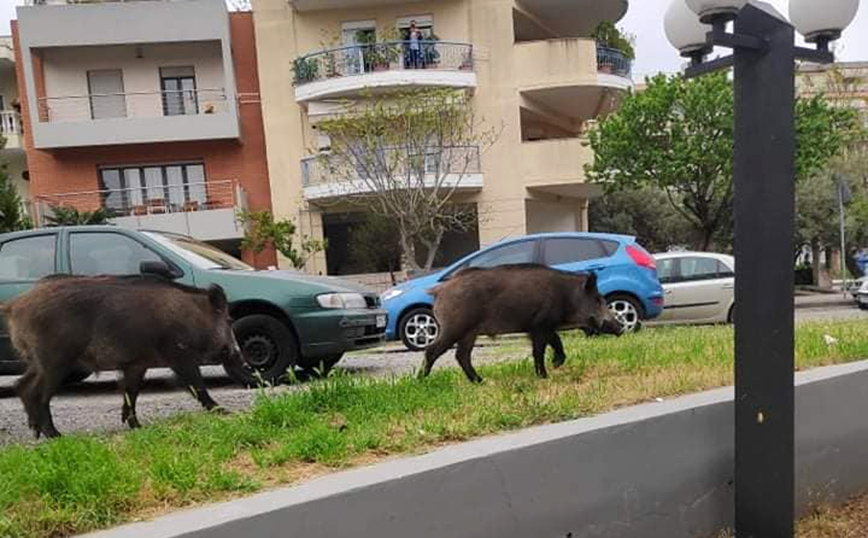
652,251 -> 736,325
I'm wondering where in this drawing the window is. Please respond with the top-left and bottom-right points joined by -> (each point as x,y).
160,66 -> 198,116
542,238 -> 607,266
0,235 -> 56,281
679,256 -> 722,282
88,70 -> 127,119
467,240 -> 537,269
657,258 -> 677,284
69,233 -> 161,276
99,163 -> 207,215
717,259 -> 735,278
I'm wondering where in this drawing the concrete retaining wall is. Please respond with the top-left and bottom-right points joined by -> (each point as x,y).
84,361 -> 868,538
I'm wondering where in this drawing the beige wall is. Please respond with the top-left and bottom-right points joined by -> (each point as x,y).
41,41 -> 227,122
252,0 -> 621,272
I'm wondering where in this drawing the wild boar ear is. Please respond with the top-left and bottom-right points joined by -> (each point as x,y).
208,284 -> 228,313
584,272 -> 598,293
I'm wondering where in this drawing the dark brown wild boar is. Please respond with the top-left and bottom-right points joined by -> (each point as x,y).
421,264 -> 622,383
4,275 -> 243,439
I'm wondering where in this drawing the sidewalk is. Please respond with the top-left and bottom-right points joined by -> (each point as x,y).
794,293 -> 855,310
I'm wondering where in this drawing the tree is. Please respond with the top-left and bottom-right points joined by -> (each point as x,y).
347,214 -> 401,277
0,164 -> 30,233
239,210 -> 326,270
45,206 -> 112,226
589,187 -> 700,253
585,72 -> 861,251
315,88 -> 497,272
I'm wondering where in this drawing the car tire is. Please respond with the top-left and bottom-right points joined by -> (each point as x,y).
399,307 -> 440,351
225,314 -> 299,387
606,294 -> 644,333
296,353 -> 344,378
63,367 -> 92,386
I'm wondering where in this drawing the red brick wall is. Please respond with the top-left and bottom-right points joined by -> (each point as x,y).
11,14 -> 277,269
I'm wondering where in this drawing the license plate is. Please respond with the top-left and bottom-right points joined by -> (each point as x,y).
376,314 -> 387,328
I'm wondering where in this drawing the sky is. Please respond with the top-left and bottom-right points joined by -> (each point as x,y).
1,0 -> 866,80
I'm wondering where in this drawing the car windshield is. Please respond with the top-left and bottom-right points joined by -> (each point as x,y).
144,232 -> 254,271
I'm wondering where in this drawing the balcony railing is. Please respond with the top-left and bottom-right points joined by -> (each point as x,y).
34,179 -> 241,224
0,111 -> 23,137
596,46 -> 632,79
36,88 -> 229,124
301,145 -> 482,188
293,41 -> 475,86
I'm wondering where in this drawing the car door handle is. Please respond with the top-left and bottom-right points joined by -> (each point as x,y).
722,283 -> 734,290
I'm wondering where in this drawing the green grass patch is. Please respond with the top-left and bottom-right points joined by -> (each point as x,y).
1,320 -> 867,537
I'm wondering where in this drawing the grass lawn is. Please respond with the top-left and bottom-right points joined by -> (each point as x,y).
1,321 -> 867,537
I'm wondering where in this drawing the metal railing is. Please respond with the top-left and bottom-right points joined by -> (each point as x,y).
293,41 -> 475,86
34,179 -> 242,224
301,145 -> 482,188
596,46 -> 632,79
0,111 -> 22,137
36,88 -> 229,123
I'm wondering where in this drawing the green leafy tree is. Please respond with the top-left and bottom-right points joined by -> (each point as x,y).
586,72 -> 861,251
591,20 -> 636,60
347,214 -> 401,275
315,88 -> 497,272
240,210 -> 326,270
589,187 -> 700,253
0,164 -> 30,233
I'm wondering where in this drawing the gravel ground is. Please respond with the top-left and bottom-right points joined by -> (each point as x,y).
0,304 -> 862,444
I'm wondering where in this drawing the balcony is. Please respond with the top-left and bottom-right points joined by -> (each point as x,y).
300,145 -> 483,201
293,41 -> 477,103
30,88 -> 238,149
515,38 -> 633,126
520,137 -> 599,199
0,111 -> 23,151
514,0 -> 628,38
34,180 -> 247,241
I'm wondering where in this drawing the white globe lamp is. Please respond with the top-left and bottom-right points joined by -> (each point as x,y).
685,0 -> 749,23
790,0 -> 859,46
665,0 -> 713,57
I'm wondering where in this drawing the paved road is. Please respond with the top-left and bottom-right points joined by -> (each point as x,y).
0,304 -> 863,444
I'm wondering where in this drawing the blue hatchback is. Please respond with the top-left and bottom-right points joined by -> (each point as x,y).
380,232 -> 664,351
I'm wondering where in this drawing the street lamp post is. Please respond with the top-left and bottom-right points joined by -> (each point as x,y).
664,1 -> 860,536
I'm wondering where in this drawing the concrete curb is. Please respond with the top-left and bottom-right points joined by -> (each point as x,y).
82,361 -> 868,538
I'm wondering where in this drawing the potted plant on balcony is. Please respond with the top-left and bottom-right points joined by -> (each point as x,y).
591,21 -> 635,74
423,33 -> 441,68
292,56 -> 320,85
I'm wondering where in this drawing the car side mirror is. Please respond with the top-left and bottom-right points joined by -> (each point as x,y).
140,260 -> 179,280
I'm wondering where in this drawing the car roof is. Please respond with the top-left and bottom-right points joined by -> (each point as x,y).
496,232 -> 636,244
653,251 -> 735,263
0,226 -> 197,242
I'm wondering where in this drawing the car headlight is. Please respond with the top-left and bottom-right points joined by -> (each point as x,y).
381,288 -> 404,302
316,293 -> 368,309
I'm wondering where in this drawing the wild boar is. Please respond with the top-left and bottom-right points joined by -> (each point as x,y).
421,264 -> 622,383
4,275 -> 243,438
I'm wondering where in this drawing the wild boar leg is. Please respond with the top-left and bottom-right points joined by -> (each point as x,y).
169,361 -> 221,412
530,331 -> 549,379
120,364 -> 148,429
549,332 -> 567,368
33,370 -> 64,439
455,333 -> 482,384
15,368 -> 41,434
420,333 -> 457,379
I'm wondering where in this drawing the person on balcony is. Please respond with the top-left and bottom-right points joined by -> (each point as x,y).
407,21 -> 423,69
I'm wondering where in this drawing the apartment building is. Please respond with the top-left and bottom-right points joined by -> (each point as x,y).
0,35 -> 29,212
797,61 -> 868,127
252,0 -> 633,275
12,0 -> 276,267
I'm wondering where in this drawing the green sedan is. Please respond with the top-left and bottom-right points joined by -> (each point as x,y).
0,226 -> 387,386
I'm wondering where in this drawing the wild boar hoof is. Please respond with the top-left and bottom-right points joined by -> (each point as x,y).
127,417 -> 142,430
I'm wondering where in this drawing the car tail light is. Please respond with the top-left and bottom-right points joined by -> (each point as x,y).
626,244 -> 656,270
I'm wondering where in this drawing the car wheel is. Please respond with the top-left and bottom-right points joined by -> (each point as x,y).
63,367 -> 92,386
296,353 -> 343,378
225,314 -> 299,387
400,308 -> 439,351
607,295 -> 643,333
